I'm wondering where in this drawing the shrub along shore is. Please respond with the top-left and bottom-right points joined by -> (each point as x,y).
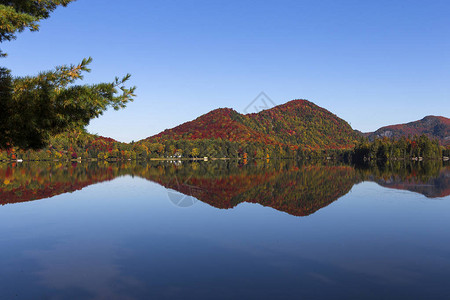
0,130 -> 448,163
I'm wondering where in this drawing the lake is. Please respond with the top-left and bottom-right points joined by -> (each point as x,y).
0,160 -> 449,299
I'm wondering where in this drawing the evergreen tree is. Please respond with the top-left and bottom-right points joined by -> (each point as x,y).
0,0 -> 75,57
0,1 -> 136,149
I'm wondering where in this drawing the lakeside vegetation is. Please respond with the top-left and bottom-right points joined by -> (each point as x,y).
353,134 -> 448,162
0,129 -> 447,163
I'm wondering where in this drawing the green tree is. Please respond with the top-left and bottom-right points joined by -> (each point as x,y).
0,0 -> 75,57
0,1 -> 136,150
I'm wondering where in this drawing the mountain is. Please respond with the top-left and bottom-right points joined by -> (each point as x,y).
365,116 -> 450,145
146,99 -> 360,150
151,108 -> 278,145
3,100 -> 447,162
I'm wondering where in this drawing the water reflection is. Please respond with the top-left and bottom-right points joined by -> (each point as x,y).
1,161 -> 449,299
1,160 -> 448,216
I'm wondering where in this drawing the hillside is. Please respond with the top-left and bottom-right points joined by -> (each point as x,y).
366,116 -> 450,145
0,130 -> 136,161
146,99 -> 360,150
151,108 -> 278,145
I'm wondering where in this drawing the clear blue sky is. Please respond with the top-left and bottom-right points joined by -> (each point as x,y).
3,0 -> 449,142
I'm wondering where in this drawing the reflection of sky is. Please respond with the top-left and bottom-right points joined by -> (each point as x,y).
0,177 -> 449,299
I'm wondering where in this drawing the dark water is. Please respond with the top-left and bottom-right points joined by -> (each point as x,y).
0,160 -> 449,299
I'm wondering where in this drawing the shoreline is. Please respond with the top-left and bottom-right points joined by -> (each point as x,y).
0,156 -> 448,163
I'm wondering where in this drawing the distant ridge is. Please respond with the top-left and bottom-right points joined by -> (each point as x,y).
145,99 -> 360,150
365,116 -> 450,145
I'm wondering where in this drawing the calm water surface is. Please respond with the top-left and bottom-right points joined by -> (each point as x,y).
0,160 -> 449,299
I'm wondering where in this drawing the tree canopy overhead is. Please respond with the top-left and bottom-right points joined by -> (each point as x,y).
0,0 -> 75,56
0,0 -> 136,149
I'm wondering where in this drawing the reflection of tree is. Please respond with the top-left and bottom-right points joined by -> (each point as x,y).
146,162 -> 359,216
241,165 -> 358,216
356,161 -> 450,198
0,162 -> 126,205
0,161 -> 448,215
358,160 -> 450,198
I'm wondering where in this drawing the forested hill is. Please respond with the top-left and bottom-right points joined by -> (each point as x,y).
2,100 -> 448,162
151,108 -> 279,145
365,116 -> 450,146
146,99 -> 360,150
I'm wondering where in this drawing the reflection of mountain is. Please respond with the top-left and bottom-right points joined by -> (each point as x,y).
0,163 -> 123,205
0,161 -> 448,216
371,168 -> 450,198
355,163 -> 450,198
144,164 -> 358,216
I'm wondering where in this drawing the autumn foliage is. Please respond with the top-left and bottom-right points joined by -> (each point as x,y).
147,100 -> 360,151
1,161 -> 448,215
